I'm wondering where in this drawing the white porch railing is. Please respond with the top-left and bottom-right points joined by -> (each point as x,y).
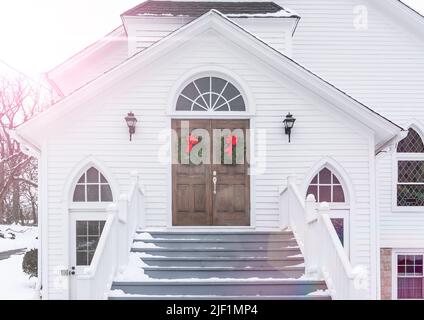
280,176 -> 369,300
76,171 -> 145,300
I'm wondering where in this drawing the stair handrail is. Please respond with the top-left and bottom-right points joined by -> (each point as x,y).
76,171 -> 145,299
280,176 -> 368,300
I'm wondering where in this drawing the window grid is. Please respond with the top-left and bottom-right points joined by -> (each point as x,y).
397,254 -> 424,299
397,128 -> 424,207
76,220 -> 105,266
73,167 -> 113,202
176,77 -> 246,112
307,168 -> 346,203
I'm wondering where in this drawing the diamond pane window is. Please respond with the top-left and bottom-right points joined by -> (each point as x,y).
397,185 -> 424,206
73,167 -> 113,202
176,77 -> 246,112
306,168 -> 346,203
397,129 -> 424,153
397,128 -> 424,207
398,161 -> 424,183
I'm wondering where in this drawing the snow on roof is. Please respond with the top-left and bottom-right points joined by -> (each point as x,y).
123,1 -> 299,18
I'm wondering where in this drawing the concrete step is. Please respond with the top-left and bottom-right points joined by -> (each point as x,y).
109,294 -> 331,300
140,256 -> 304,268
111,280 -> 327,296
142,266 -> 304,279
133,239 -> 298,250
131,247 -> 301,258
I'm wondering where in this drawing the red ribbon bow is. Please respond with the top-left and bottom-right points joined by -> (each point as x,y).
185,135 -> 199,153
225,134 -> 238,157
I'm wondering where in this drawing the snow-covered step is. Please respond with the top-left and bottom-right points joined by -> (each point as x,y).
133,239 -> 298,250
109,230 -> 330,300
140,256 -> 304,268
142,265 -> 304,279
111,279 -> 328,296
132,247 -> 301,258
136,230 -> 295,241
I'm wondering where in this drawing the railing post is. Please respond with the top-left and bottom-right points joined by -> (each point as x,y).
304,195 -> 319,278
279,186 -> 288,230
138,192 -> 146,229
130,170 -> 145,229
305,194 -> 318,223
286,176 -> 297,228
117,195 -> 129,271
314,202 -> 331,280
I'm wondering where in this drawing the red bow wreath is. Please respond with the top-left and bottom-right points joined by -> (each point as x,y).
225,134 -> 238,157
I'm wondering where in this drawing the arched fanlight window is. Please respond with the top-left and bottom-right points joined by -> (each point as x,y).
306,167 -> 346,203
72,167 -> 113,202
397,128 -> 424,206
176,77 -> 246,112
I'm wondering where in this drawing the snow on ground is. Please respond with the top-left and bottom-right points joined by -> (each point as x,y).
0,224 -> 38,300
0,253 -> 37,300
307,289 -> 330,296
0,224 -> 38,252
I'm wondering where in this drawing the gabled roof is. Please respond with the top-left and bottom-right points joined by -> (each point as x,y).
397,0 -> 424,19
16,10 -> 402,152
122,1 -> 298,18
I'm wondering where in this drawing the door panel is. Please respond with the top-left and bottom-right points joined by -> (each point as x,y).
172,119 -> 250,226
172,120 -> 212,226
211,120 -> 250,226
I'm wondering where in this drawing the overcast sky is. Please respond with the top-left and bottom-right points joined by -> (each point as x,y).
0,0 -> 423,79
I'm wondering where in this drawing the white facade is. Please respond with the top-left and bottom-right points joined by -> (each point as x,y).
15,0 -> 424,300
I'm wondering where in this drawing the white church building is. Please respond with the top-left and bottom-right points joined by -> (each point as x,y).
14,0 -> 424,300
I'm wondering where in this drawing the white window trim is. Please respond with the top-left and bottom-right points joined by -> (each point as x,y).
304,166 -> 351,257
391,249 -> 424,300
307,169 -> 347,204
328,209 -> 350,257
392,149 -> 424,213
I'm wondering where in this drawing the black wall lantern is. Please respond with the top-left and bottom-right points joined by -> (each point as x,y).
283,113 -> 296,143
125,112 -> 138,141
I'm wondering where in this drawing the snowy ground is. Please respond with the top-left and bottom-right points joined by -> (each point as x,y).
0,224 -> 38,300
0,224 -> 38,252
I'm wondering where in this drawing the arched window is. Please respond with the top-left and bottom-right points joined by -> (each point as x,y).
306,167 -> 348,248
72,167 -> 113,202
397,128 -> 424,153
306,167 -> 346,203
397,128 -> 424,207
176,77 -> 246,112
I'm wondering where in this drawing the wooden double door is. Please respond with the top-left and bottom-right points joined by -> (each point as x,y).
172,119 -> 250,226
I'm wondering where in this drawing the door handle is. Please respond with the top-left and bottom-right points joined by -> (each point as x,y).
212,171 -> 217,195
60,266 -> 76,276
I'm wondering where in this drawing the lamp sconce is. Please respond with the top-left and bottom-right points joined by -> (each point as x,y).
125,112 -> 138,141
283,113 -> 296,143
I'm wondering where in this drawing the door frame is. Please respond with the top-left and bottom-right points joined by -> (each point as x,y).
167,116 -> 256,230
68,211 -> 107,300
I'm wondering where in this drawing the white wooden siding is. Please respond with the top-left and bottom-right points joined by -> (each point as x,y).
43,30 -> 373,298
124,16 -> 295,56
